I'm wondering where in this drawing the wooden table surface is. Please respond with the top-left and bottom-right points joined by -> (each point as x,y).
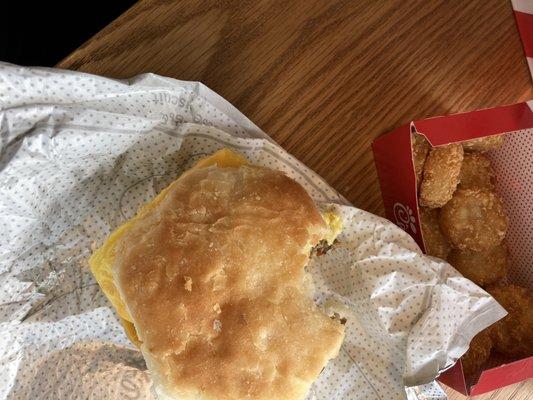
58,0 -> 532,398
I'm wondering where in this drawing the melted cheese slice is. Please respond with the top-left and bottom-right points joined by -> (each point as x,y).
89,148 -> 341,347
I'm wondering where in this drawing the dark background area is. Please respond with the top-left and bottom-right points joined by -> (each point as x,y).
1,1 -> 136,66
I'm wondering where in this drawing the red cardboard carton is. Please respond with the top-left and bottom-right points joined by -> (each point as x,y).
372,102 -> 533,395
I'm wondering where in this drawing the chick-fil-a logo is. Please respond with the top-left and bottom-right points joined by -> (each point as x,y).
393,202 -> 417,234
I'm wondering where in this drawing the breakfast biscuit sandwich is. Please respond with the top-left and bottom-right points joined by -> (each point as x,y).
90,149 -> 346,400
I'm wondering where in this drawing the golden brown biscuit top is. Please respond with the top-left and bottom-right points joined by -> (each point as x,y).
114,164 -> 345,400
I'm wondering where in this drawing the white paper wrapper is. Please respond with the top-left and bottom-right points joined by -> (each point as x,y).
0,63 -> 506,400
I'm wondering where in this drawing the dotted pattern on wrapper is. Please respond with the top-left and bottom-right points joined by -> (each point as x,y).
0,63 -> 504,400
488,129 -> 533,289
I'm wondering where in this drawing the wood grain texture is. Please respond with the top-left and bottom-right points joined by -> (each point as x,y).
58,0 -> 533,215
58,1 -> 532,398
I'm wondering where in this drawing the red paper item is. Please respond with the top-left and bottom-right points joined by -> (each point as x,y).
372,101 -> 533,395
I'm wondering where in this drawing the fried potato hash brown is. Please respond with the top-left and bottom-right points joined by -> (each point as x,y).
462,135 -> 504,153
448,244 -> 508,287
411,133 -> 430,187
419,207 -> 450,260
461,329 -> 493,379
487,284 -> 533,357
458,153 -> 496,190
419,144 -> 464,208
440,188 -> 507,251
